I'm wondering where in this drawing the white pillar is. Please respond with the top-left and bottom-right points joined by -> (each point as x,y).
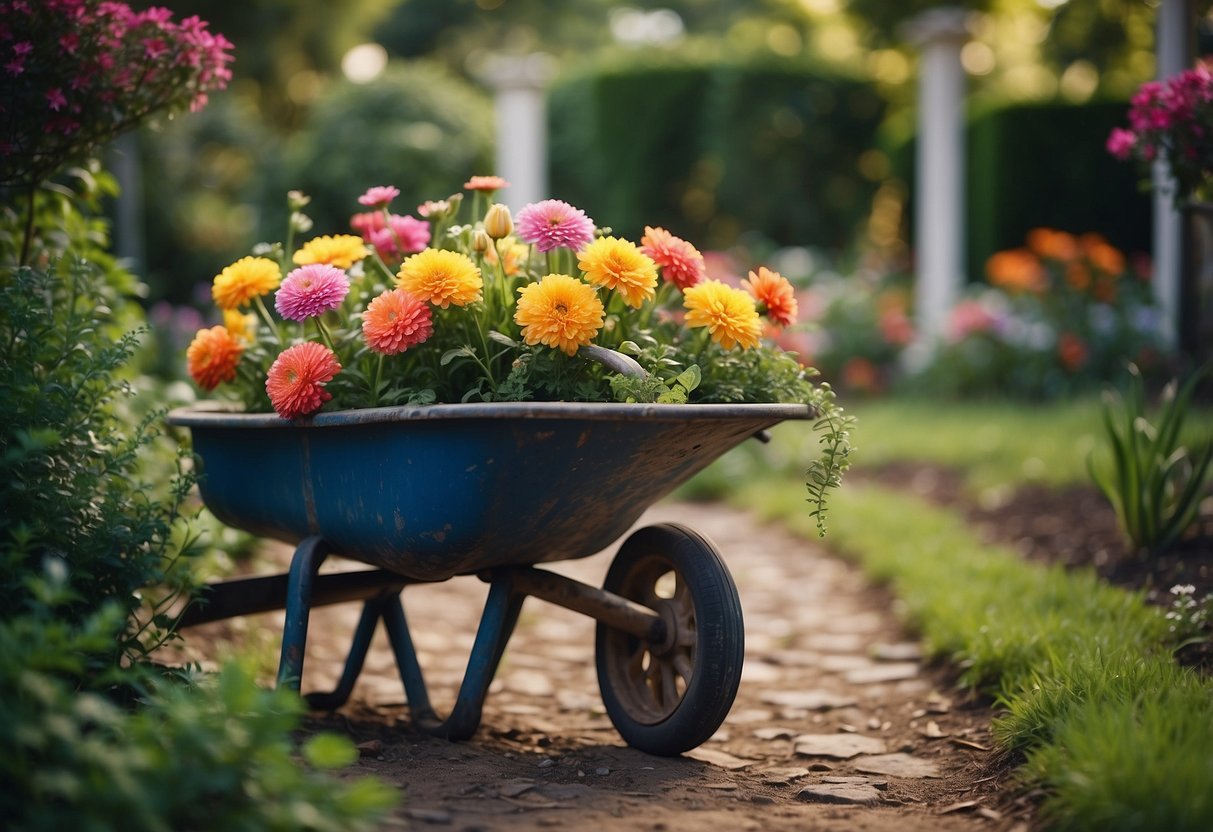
904,9 -> 971,352
1153,0 -> 1192,349
482,54 -> 554,212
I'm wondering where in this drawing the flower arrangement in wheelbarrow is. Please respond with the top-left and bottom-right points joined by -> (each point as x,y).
185,179 -> 851,531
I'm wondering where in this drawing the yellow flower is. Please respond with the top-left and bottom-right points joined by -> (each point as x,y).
577,236 -> 657,308
683,280 -> 762,350
514,274 -> 605,355
222,308 -> 258,342
212,256 -> 281,310
292,234 -> 369,270
397,248 -> 483,308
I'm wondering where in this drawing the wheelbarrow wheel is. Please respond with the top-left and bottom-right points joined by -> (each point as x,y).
595,523 -> 744,756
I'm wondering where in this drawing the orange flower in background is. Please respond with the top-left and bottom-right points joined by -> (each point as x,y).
486,238 -> 528,276
292,234 -> 369,270
741,266 -> 798,328
986,249 -> 1046,294
1080,233 -> 1126,275
1057,332 -> 1088,372
514,274 -> 605,355
841,356 -> 880,394
578,236 -> 658,308
265,341 -> 341,419
879,307 -> 915,346
683,280 -> 762,350
187,326 -> 244,390
397,248 -> 483,308
1065,262 -> 1092,291
464,175 -> 509,192
212,256 -> 281,310
362,289 -> 434,355
1026,228 -> 1080,262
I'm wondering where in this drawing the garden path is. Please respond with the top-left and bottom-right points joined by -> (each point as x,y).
179,501 -> 1022,832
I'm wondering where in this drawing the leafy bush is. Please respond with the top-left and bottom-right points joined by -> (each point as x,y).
1088,363 -> 1213,555
548,50 -> 886,251
0,603 -> 395,832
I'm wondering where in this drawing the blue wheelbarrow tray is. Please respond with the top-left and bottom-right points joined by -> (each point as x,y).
168,401 -> 814,755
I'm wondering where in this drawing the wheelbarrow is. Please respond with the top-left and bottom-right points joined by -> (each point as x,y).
168,401 -> 813,756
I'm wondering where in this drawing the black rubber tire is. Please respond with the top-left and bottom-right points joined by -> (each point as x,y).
594,523 -> 744,756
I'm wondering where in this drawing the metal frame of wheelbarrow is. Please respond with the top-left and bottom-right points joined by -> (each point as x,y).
180,535 -> 667,741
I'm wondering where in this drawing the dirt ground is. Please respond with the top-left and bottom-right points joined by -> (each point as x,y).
174,500 -> 1025,832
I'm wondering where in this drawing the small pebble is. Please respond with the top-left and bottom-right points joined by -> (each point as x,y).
538,758 -> 557,769
595,767 -> 610,776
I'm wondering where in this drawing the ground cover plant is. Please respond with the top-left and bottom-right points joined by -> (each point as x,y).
684,394 -> 1213,830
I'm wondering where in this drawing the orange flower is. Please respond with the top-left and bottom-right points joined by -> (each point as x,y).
1026,228 -> 1079,262
212,256 -> 281,310
292,234 -> 369,270
397,248 -> 483,308
640,226 -> 705,290
1057,332 -> 1088,372
841,356 -> 880,393
464,175 -> 509,192
514,274 -> 605,355
986,249 -> 1046,294
265,342 -> 341,419
1080,233 -> 1126,275
577,236 -> 658,308
186,326 -> 244,391
683,280 -> 762,350
362,289 -> 433,355
487,238 -> 527,277
741,266 -> 798,328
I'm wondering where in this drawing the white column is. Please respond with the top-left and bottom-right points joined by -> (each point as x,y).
1153,0 -> 1192,349
904,9 -> 971,353
482,54 -> 554,212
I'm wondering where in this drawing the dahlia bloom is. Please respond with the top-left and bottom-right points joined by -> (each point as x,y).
222,308 -> 258,342
362,289 -> 434,355
350,213 -> 431,261
742,267 -> 798,328
514,274 -> 605,355
577,236 -> 658,308
265,341 -> 341,419
357,185 -> 400,208
683,280 -> 762,350
186,325 -> 244,390
464,175 -> 509,192
397,248 -> 483,308
212,256 -> 281,310
292,234 -> 369,270
515,199 -> 595,253
275,264 -> 350,321
641,226 -> 705,290
986,249 -> 1046,294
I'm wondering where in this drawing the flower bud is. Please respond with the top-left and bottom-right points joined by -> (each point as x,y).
483,203 -> 513,239
287,190 -> 311,211
472,228 -> 492,254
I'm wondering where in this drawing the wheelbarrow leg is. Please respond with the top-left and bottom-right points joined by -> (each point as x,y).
277,535 -> 333,690
304,593 -> 389,711
380,569 -> 524,740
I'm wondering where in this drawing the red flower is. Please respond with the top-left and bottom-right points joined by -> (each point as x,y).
265,342 -> 341,419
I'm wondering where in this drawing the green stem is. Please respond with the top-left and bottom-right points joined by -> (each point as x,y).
313,315 -> 338,354
370,351 -> 384,399
18,182 -> 36,268
254,295 -> 282,344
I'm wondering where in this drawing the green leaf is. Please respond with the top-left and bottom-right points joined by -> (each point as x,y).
302,733 -> 359,770
487,330 -> 519,347
440,346 -> 475,366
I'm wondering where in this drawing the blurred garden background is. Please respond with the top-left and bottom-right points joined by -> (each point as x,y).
107,0 -> 1210,399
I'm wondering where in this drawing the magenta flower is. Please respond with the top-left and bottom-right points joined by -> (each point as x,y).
275,264 -> 350,321
370,215 -> 431,259
515,199 -> 596,253
358,185 -> 401,208
1105,128 -> 1136,160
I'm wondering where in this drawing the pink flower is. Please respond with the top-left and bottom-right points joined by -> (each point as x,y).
1105,127 -> 1136,160
46,88 -> 67,111
265,342 -> 341,419
362,289 -> 433,355
275,264 -> 350,321
948,299 -> 999,343
641,226 -> 706,290
358,185 -> 400,208
351,212 -> 431,259
515,199 -> 595,253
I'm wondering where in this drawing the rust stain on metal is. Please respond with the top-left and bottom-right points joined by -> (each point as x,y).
576,429 -> 591,448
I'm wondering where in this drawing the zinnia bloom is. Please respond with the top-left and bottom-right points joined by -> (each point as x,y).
464,175 -> 509,192
577,236 -> 658,308
212,256 -> 281,310
683,280 -> 762,350
515,199 -> 596,253
357,185 -> 400,208
742,267 -> 798,328
641,226 -> 705,290
514,274 -> 605,355
362,289 -> 434,355
397,248 -> 483,308
186,326 -> 244,390
265,342 -> 341,419
222,308 -> 258,342
275,264 -> 350,321
292,234 -> 369,270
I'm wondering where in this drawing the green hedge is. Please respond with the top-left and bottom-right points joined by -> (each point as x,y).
548,52 -> 887,251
